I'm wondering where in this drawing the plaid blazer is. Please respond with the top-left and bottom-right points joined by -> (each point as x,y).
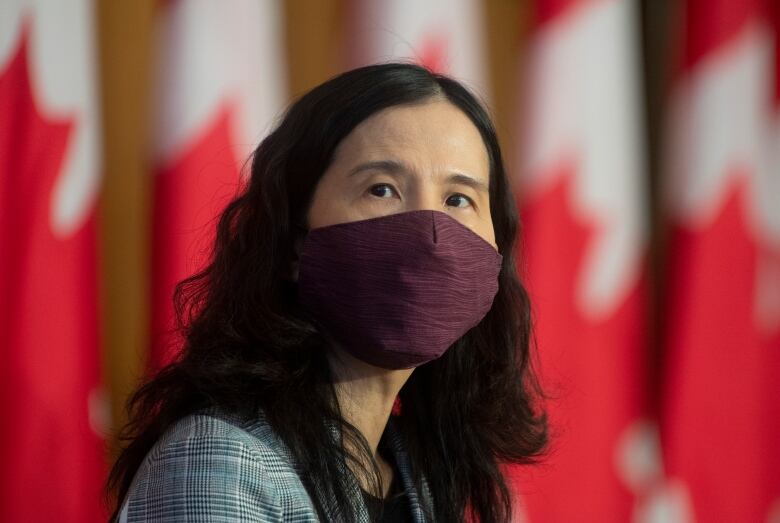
117,406 -> 435,522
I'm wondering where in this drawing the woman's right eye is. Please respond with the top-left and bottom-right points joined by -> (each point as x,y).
368,183 -> 398,199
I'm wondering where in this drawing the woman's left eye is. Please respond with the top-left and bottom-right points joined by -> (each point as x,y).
446,194 -> 475,209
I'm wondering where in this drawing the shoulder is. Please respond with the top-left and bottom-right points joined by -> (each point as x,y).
147,406 -> 282,462
119,407 -> 315,523
140,406 -> 285,482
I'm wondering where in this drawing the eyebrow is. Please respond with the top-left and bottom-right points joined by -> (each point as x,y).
346,160 -> 490,194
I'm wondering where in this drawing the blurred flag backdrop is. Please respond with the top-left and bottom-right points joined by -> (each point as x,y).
513,0 -> 650,521
0,0 -> 778,522
148,0 -> 287,369
660,0 -> 780,521
0,1 -> 106,521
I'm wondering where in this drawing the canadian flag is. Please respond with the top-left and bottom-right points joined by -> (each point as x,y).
149,0 -> 287,369
346,0 -> 489,99
512,1 -> 651,522
0,1 -> 107,522
659,0 -> 780,521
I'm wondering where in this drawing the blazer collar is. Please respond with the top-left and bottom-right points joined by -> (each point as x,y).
325,414 -> 433,523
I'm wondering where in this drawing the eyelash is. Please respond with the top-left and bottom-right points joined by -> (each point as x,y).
367,183 -> 476,209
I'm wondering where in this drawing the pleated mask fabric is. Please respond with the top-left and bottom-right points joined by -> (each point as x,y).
297,209 -> 503,369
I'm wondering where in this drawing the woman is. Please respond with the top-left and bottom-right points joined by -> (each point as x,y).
106,62 -> 547,523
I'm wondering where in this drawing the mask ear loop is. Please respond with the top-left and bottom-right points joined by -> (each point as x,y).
286,220 -> 309,285
288,220 -> 327,338
291,220 -> 309,259
292,220 -> 309,235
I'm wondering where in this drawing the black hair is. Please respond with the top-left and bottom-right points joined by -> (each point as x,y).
105,61 -> 547,523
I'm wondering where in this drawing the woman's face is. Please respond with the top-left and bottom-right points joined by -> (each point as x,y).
305,99 -> 497,251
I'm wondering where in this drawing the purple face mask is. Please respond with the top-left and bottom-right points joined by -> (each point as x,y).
296,209 -> 503,369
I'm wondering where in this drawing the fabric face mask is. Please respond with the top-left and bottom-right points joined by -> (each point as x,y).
296,209 -> 503,369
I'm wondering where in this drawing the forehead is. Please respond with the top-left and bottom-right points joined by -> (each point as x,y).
332,99 -> 490,176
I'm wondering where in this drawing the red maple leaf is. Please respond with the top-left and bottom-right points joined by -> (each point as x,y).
150,105 -> 243,369
680,0 -> 760,72
532,0 -> 591,27
661,177 -> 780,522
510,165 -> 647,523
771,1 -> 780,107
0,24 -> 106,522
417,35 -> 448,74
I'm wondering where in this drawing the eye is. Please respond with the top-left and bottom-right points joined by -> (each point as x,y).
368,183 -> 399,199
446,193 -> 475,209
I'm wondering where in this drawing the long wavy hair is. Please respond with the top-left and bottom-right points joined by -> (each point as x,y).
105,62 -> 547,523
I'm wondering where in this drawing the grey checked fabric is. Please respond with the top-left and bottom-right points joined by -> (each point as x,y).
117,406 -> 435,522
